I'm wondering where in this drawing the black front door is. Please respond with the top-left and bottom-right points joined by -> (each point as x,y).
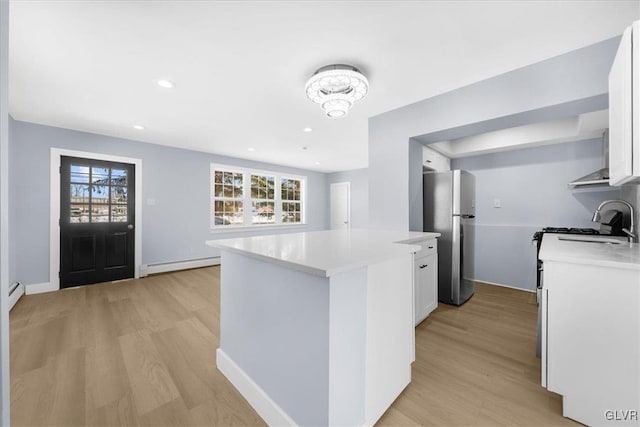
60,156 -> 135,288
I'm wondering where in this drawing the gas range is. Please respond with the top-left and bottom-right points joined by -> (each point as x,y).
532,227 -> 600,242
531,226 -> 602,358
532,227 -> 600,288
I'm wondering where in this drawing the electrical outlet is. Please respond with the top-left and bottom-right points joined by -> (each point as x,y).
493,198 -> 501,208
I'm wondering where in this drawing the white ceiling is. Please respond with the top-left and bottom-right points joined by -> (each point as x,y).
9,1 -> 639,172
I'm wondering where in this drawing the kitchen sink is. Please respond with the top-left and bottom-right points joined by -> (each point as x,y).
557,236 -> 624,244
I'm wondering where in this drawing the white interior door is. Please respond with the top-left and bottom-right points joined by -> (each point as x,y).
330,182 -> 350,229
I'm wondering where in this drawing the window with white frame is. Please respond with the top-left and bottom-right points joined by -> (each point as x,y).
211,164 -> 306,229
281,178 -> 302,223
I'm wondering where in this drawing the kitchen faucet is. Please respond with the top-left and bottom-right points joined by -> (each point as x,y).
592,200 -> 636,243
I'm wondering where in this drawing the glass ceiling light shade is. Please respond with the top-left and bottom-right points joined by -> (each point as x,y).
305,64 -> 369,118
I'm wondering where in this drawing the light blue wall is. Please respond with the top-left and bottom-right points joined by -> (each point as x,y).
0,0 -> 10,423
451,139 -> 620,290
369,37 -> 621,232
327,168 -> 368,229
9,119 -> 329,286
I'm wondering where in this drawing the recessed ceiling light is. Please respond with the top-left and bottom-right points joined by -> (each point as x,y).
248,147 -> 256,152
303,127 -> 313,132
157,79 -> 174,89
315,161 -> 321,165
133,124 -> 145,130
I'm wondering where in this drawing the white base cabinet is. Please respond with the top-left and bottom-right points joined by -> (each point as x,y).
414,239 -> 438,326
541,261 -> 640,426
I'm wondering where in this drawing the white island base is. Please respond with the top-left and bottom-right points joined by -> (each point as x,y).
208,230 -> 434,426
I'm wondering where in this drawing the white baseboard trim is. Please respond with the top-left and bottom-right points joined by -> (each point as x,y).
9,283 -> 25,310
475,279 -> 535,293
216,348 -> 297,427
25,282 -> 57,295
23,258 -> 220,295
142,257 -> 220,277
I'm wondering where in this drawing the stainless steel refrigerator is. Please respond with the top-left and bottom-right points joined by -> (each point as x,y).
423,170 -> 476,306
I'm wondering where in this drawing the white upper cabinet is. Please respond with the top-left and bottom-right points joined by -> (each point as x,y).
422,146 -> 451,172
609,21 -> 639,186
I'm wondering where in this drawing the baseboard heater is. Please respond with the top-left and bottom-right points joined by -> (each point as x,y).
140,256 -> 221,277
9,281 -> 25,311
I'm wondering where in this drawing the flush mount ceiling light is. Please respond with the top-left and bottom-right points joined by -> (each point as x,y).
305,64 -> 369,118
132,124 -> 145,130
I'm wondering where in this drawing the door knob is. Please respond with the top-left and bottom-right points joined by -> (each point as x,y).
127,224 -> 134,230
344,221 -> 349,224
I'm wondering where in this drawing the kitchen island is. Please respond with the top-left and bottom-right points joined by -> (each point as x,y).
539,234 -> 640,426
206,229 -> 440,427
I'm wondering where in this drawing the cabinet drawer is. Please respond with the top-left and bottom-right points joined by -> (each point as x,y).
415,240 -> 437,257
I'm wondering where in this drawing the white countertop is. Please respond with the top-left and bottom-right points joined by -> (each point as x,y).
206,229 -> 440,277
539,233 -> 640,270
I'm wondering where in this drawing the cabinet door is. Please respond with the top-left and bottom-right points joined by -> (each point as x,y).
541,287 -> 548,388
423,147 -> 450,172
415,253 -> 437,325
423,254 -> 438,316
609,25 -> 634,186
633,21 -> 640,178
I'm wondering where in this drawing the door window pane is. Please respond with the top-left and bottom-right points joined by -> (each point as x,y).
70,165 -> 90,183
91,205 -> 109,223
111,168 -> 127,186
70,204 -> 89,223
111,205 -> 127,222
68,162 -> 133,225
91,167 -> 110,184
91,185 -> 109,204
111,186 -> 127,204
70,184 -> 90,203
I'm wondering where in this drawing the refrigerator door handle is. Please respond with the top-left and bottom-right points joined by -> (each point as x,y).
453,214 -> 475,219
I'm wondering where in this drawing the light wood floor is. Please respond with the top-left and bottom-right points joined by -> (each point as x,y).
10,267 -> 577,426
